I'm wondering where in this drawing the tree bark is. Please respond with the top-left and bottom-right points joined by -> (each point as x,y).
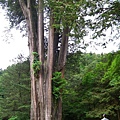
19,0 -> 39,120
37,0 -> 45,119
117,110 -> 120,120
19,0 -> 69,120
45,13 -> 54,120
51,27 -> 69,120
57,27 -> 69,120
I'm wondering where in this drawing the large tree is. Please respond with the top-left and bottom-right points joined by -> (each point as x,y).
18,0 -> 67,119
0,0 -> 87,119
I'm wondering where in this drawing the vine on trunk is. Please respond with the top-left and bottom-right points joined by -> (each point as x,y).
32,52 -> 42,78
52,72 -> 67,100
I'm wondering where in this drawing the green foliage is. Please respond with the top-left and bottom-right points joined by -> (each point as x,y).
32,52 -> 42,77
81,52 -> 120,118
8,116 -> 19,120
63,51 -> 120,120
48,0 -> 88,39
0,0 -> 88,40
102,51 -> 120,86
0,60 -> 30,120
0,51 -> 120,120
63,53 -> 101,119
84,0 -> 120,40
52,72 -> 66,100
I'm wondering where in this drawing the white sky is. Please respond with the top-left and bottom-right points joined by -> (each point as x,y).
84,33 -> 120,54
0,6 -> 119,70
0,7 -> 29,70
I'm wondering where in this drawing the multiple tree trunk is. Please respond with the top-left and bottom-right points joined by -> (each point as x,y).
19,0 -> 69,119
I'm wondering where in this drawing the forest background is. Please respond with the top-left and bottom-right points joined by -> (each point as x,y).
0,0 -> 120,120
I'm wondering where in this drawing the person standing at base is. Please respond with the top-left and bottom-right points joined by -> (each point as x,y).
101,114 -> 109,120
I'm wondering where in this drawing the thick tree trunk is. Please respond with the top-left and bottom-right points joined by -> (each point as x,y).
19,1 -> 41,120
19,0 -> 69,120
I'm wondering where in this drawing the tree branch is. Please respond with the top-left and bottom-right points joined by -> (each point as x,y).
19,0 -> 28,20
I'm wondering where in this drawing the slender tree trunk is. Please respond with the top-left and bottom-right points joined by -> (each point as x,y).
45,13 -> 54,120
37,0 -> 45,119
57,27 -> 69,120
117,110 -> 120,120
52,27 -> 69,120
27,1 -> 38,119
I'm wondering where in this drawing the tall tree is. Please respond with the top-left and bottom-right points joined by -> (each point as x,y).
0,0 -> 87,120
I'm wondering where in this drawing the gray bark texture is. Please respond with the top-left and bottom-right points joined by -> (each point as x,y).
19,0 -> 69,120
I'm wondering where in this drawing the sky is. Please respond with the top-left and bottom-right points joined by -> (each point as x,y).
0,7 -> 29,70
0,6 -> 119,70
